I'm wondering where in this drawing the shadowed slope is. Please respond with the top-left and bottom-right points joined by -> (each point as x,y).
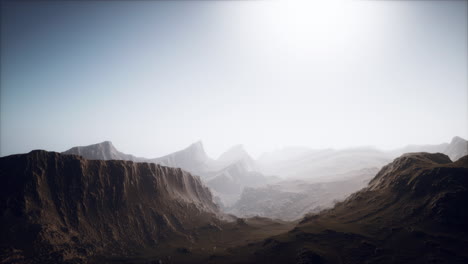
0,151 -> 220,263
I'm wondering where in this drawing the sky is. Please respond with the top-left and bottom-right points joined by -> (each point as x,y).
1,0 -> 467,159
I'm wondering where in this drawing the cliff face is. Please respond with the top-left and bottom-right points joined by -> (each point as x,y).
0,150 -> 219,263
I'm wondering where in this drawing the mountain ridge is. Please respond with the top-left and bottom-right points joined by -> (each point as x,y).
149,141 -> 213,174
62,141 -> 146,162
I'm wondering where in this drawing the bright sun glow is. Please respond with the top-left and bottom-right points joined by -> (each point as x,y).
1,0 -> 466,158
233,0 -> 383,66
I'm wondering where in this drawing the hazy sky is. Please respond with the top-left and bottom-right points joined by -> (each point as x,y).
1,0 -> 467,158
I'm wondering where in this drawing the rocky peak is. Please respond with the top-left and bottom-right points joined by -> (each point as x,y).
63,141 -> 117,159
450,136 -> 465,144
368,152 -> 453,192
185,140 -> 208,161
444,136 -> 468,161
218,144 -> 249,162
217,144 -> 256,171
62,141 -> 144,162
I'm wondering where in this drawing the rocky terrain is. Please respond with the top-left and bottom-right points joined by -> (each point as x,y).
1,150 -> 467,263
61,136 -> 468,220
63,142 -> 277,206
0,150 -> 220,263
218,153 -> 468,264
204,161 -> 280,207
228,168 -> 378,220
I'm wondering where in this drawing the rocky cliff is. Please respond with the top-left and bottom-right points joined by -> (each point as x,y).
0,150 -> 220,263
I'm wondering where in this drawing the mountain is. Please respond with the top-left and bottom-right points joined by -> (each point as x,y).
444,136 -> 468,161
0,150 -> 220,263
62,141 -> 276,207
62,141 -> 145,162
60,137 -> 467,220
390,143 -> 449,157
257,146 -> 317,165
257,136 -> 467,181
63,141 -> 214,175
216,145 -> 257,171
150,141 -> 213,174
205,161 -> 280,206
222,153 -> 468,263
390,136 -> 467,161
3,149 -> 467,263
258,147 -> 391,180
228,167 -> 378,221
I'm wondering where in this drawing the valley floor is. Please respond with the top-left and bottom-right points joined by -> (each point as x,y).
91,217 -> 296,264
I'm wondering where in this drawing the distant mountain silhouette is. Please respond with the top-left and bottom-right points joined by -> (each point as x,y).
150,141 -> 213,174
258,147 -> 391,180
205,161 -> 280,206
391,136 -> 468,161
216,144 -> 257,171
62,141 -> 145,162
61,137 -> 467,212
62,141 -> 277,206
229,167 -> 378,220
444,136 -> 468,161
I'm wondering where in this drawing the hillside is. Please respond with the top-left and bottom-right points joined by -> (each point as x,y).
221,153 -> 468,264
0,151 -> 220,263
2,151 -> 467,263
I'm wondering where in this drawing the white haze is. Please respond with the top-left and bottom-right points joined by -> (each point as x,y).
0,0 -> 466,159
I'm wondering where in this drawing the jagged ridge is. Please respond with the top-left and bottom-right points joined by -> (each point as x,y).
62,141 -> 144,162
